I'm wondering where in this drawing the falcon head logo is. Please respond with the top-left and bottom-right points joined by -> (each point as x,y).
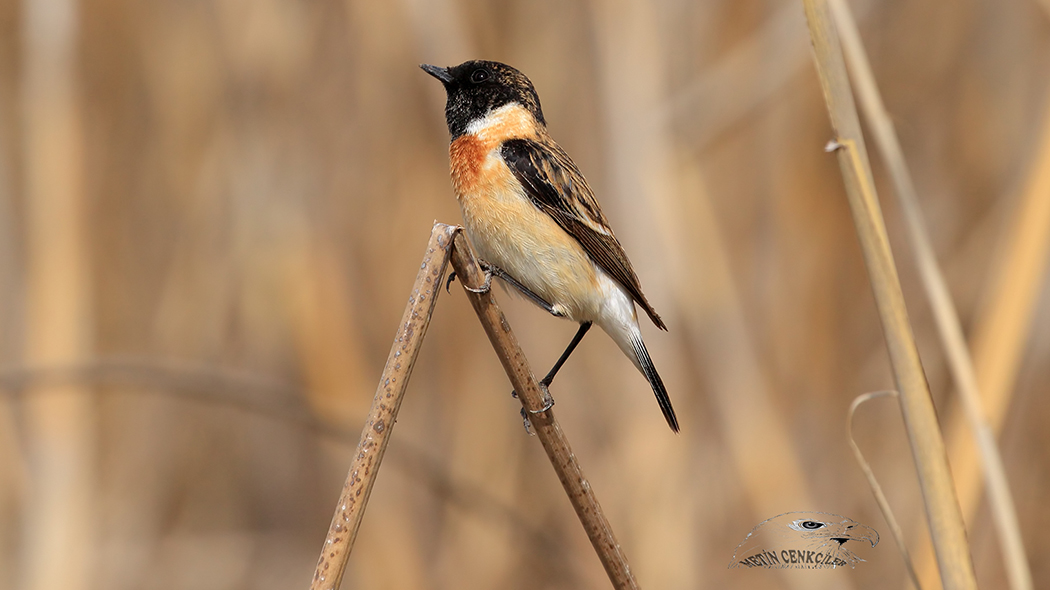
729,512 -> 879,569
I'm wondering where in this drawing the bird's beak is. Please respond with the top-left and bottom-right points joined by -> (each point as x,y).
420,64 -> 454,84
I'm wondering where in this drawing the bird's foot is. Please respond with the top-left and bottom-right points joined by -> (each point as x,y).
510,381 -> 555,410
514,383 -> 554,434
531,382 -> 555,414
461,267 -> 492,294
445,271 -> 457,294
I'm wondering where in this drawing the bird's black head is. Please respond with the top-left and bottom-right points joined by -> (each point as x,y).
421,60 -> 545,139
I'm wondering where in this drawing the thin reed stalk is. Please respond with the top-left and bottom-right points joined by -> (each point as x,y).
828,1 -> 1032,588
20,0 -> 96,588
801,1 -> 978,588
309,223 -> 457,590
449,231 -> 640,590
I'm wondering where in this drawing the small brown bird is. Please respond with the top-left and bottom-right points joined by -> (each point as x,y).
422,60 -> 678,432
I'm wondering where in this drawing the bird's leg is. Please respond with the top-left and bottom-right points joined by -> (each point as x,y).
512,322 -> 592,416
538,321 -> 592,387
470,263 -> 583,426
480,262 -> 564,318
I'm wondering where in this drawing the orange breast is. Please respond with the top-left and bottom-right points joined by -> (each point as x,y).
449,105 -> 538,192
449,134 -> 490,196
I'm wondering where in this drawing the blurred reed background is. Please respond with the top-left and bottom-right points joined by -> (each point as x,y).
0,0 -> 1047,588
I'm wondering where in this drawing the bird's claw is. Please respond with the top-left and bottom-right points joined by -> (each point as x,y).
514,383 -> 554,434
447,266 -> 492,294
520,408 -> 536,436
531,383 -> 555,414
463,268 -> 492,294
510,382 -> 554,412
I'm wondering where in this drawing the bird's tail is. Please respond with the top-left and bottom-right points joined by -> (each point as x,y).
630,334 -> 679,433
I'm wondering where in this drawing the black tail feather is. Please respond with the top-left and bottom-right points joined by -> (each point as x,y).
632,337 -> 679,432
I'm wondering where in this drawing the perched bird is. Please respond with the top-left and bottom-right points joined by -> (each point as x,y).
422,60 -> 678,432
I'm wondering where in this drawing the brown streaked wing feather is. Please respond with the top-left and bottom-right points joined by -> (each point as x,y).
500,137 -> 667,330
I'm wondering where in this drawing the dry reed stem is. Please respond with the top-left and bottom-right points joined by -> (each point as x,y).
828,1 -> 1032,589
449,231 -> 640,590
20,0 -> 96,588
801,1 -> 977,588
309,222 -> 457,590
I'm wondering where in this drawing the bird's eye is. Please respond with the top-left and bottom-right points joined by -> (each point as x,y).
801,521 -> 825,530
470,68 -> 489,83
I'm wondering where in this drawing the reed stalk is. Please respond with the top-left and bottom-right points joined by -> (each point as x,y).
309,223 -> 457,590
20,0 -> 96,588
801,1 -> 977,588
828,1 -> 1032,588
449,231 -> 640,590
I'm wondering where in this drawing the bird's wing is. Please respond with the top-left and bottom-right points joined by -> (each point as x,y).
500,137 -> 666,330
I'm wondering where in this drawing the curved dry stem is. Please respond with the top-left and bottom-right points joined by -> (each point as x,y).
847,390 -> 922,590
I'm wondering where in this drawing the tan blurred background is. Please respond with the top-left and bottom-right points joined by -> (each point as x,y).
0,0 -> 1048,588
